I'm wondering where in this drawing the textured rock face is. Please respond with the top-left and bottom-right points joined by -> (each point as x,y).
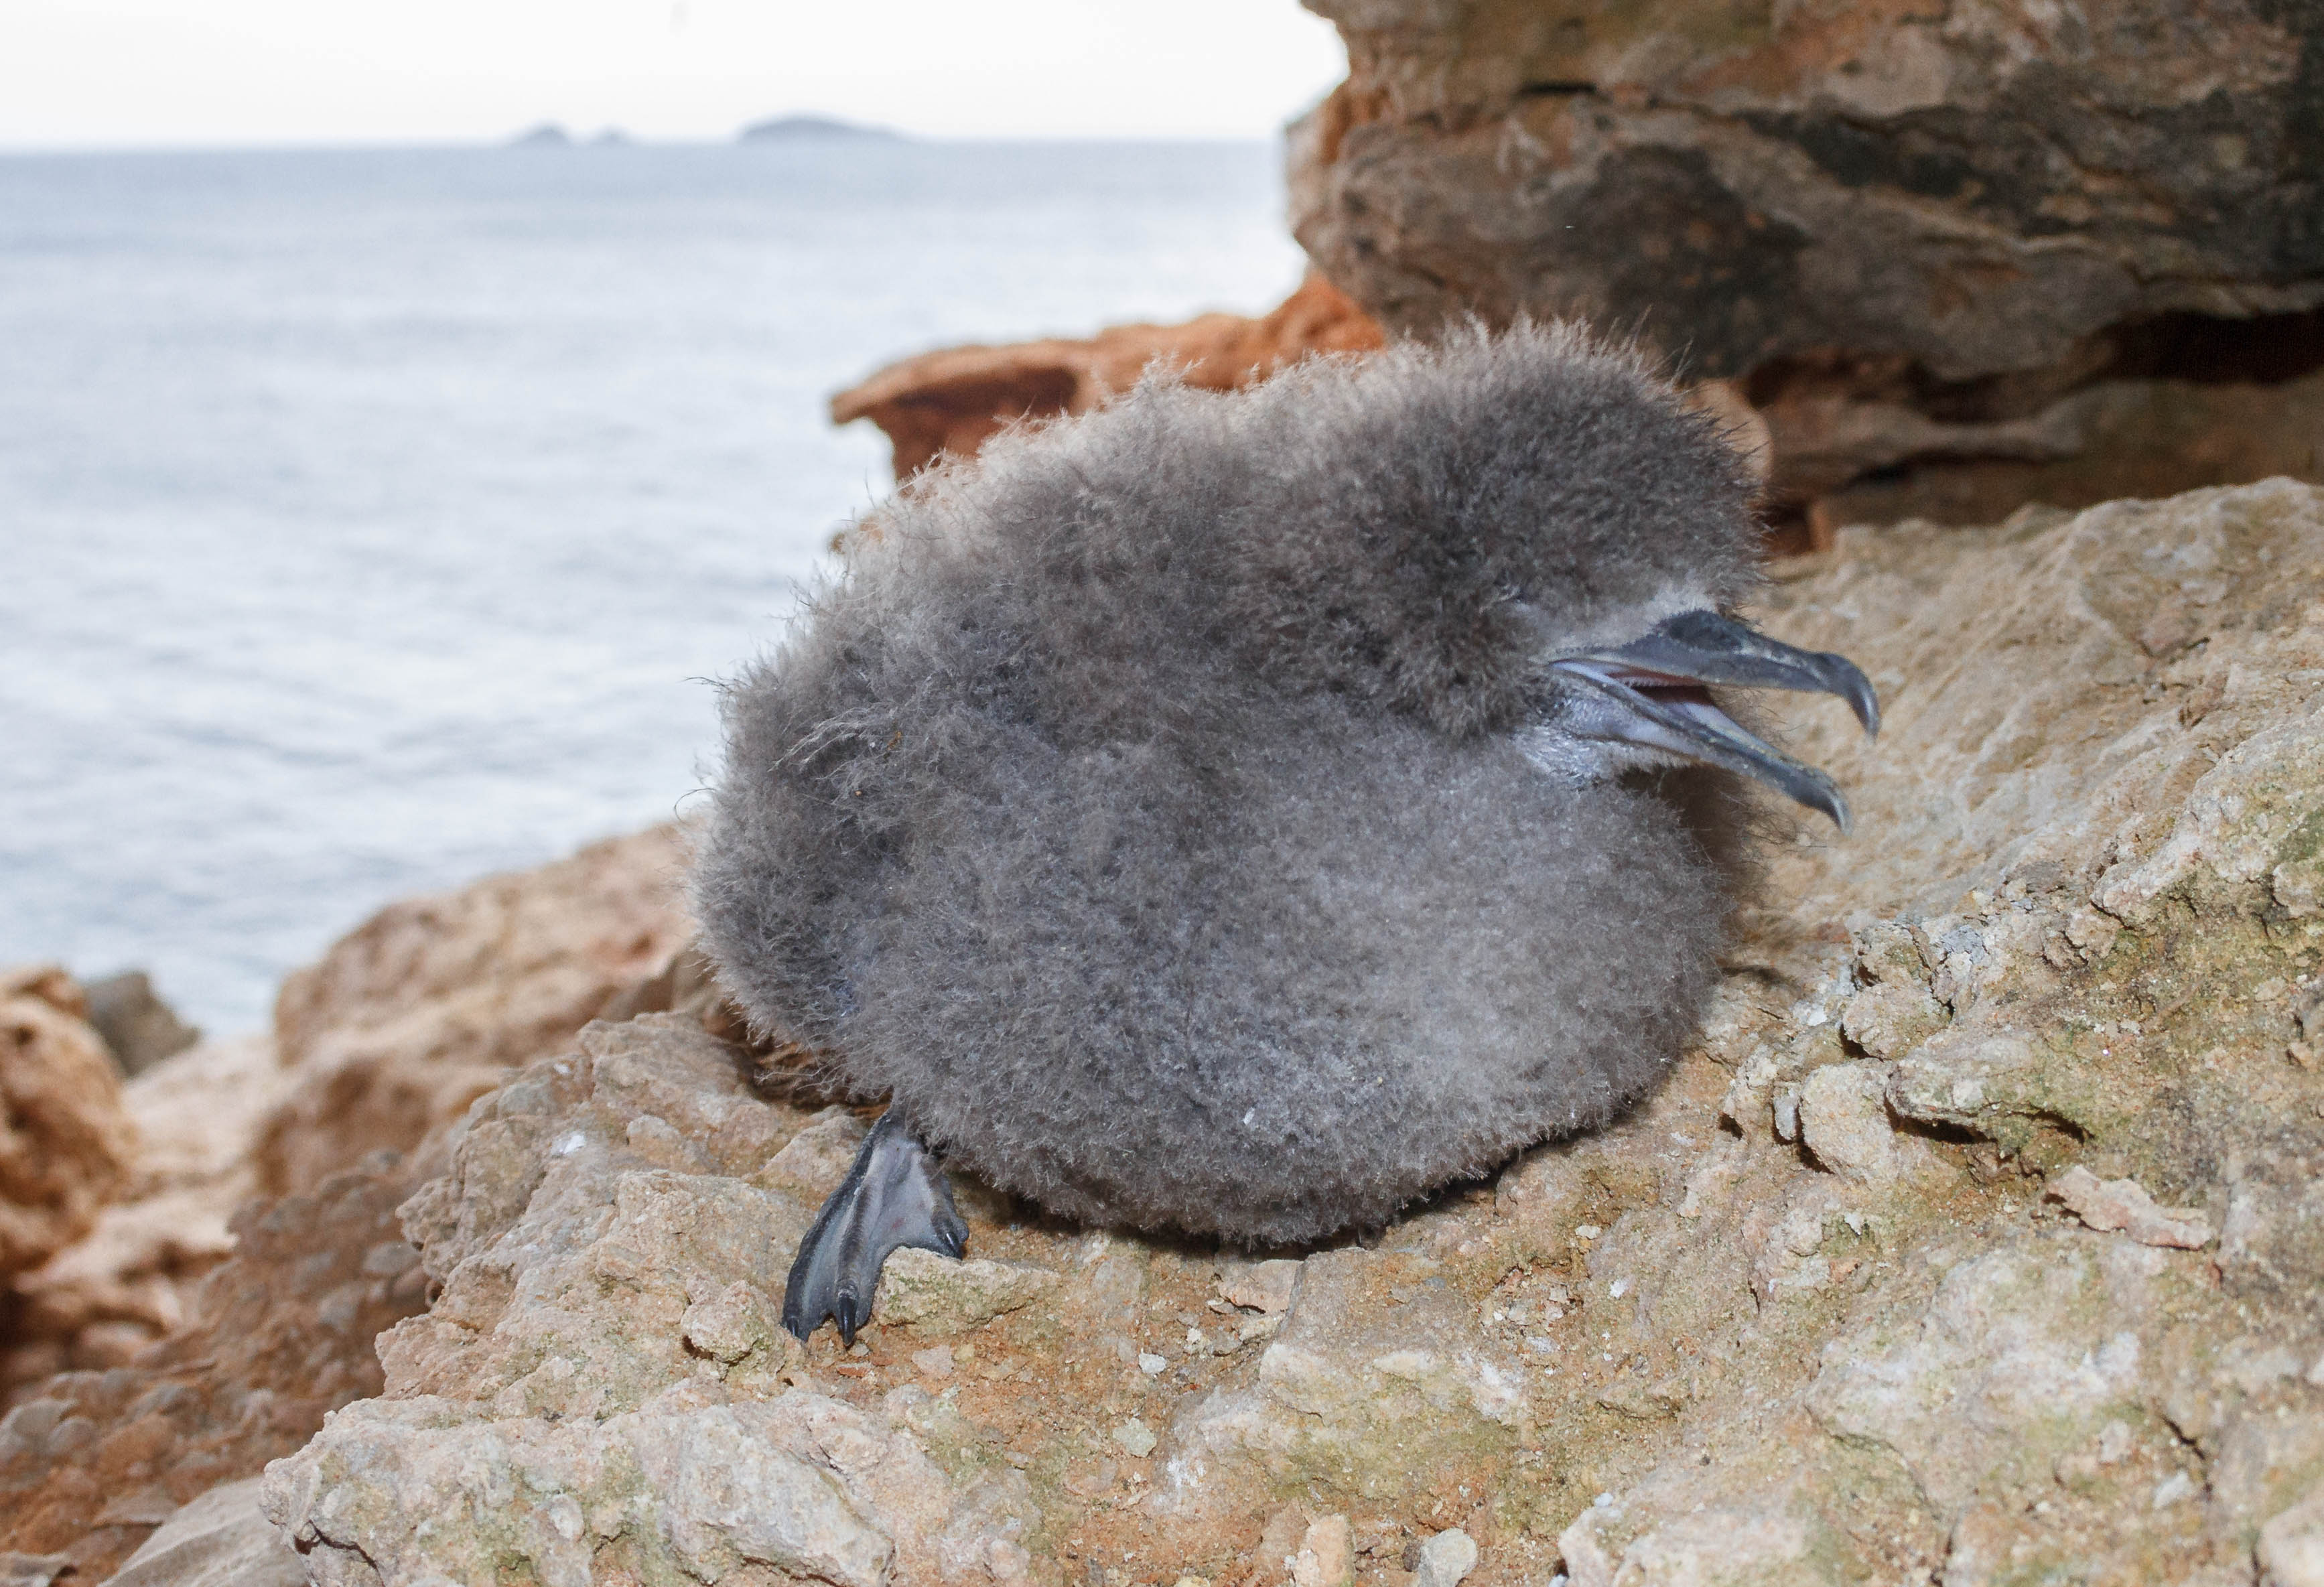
257,826 -> 691,1194
0,1157 -> 428,1580
80,970 -> 201,1079
0,831 -> 693,1572
1292,0 -> 2322,377
830,272 -> 1385,481
0,968 -> 136,1285
1289,1 -> 2324,525
267,480 -> 2324,1584
98,1476 -> 302,1587
265,1016 -> 1043,1586
4,1034 -> 295,1399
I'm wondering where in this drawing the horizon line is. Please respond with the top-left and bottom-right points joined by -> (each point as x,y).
0,128 -> 1292,158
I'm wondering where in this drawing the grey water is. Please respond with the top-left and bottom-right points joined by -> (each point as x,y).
0,139 -> 1308,1032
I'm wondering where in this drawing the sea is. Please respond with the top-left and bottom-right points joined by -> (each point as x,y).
0,139 -> 1310,1033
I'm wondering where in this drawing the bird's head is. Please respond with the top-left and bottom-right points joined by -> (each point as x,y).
1233,321 -> 1876,828
1513,602 -> 1877,832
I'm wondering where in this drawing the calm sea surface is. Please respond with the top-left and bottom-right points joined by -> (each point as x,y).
0,140 -> 1308,1031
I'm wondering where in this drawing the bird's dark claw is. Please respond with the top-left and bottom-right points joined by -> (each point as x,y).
782,1109 -> 967,1345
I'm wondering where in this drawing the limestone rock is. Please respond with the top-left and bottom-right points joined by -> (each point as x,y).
0,1554 -> 72,1587
831,271 -> 1385,481
257,825 -> 691,1194
1290,2 -> 2324,526
2263,1485 -> 2324,1587
2047,1165 -> 2213,1249
1217,1257 -> 1304,1316
78,972 -> 199,1079
1838,921 -> 1946,1060
756,1104 -> 868,1197
257,482 -> 2324,1584
0,1156 -> 427,1580
1559,1480 -> 1823,1587
1799,1062 -> 1933,1188
1887,1030 -> 2106,1155
266,1391 -> 925,1587
269,1015 -> 1043,1585
1413,1527 -> 1478,1587
1294,0 -> 2324,371
1807,1236 -> 2157,1515
875,1249 -> 1061,1334
97,1476 -> 301,1587
0,969 -> 135,1284
5,1034 -> 294,1397
1292,1513 -> 1353,1587
1786,366 -> 2324,534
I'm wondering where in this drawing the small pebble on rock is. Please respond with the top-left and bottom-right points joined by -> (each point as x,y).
2047,1166 -> 2211,1249
1217,1257 -> 1303,1314
1412,1527 -> 1479,1587
1291,1513 -> 1354,1587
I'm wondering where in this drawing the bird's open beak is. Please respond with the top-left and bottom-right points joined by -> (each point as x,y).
1549,611 -> 1878,833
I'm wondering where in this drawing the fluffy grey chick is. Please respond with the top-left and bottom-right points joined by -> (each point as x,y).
695,323 -> 1876,1342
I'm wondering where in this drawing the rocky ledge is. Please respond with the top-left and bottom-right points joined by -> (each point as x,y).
1287,0 -> 2324,535
233,479 -> 2324,1586
829,273 -> 1385,482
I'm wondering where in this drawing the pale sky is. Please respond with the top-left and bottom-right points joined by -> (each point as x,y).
1,1 -> 1349,149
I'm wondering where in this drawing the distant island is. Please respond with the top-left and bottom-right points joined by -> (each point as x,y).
506,123 -> 635,149
738,115 -> 902,143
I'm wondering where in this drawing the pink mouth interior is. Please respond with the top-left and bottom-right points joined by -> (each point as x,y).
1599,665 -> 1718,713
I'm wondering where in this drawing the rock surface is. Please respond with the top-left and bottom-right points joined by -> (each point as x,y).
257,825 -> 691,1194
98,1476 -> 302,1587
1292,0 -> 2323,374
0,829 -> 706,1572
3,1034 -> 295,1400
0,1156 -> 429,1580
265,1016 -> 1044,1586
1289,1 -> 2324,526
80,971 -> 200,1079
265,479 -> 2324,1583
0,968 -> 136,1286
830,272 -> 1385,481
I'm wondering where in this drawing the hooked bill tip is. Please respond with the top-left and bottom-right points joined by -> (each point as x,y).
1817,786 -> 1853,837
1831,659 -> 1881,740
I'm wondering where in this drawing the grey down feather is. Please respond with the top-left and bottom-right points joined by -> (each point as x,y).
694,322 -> 1769,1244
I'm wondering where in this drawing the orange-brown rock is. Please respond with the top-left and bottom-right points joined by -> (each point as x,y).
0,968 -> 135,1285
831,271 -> 1385,480
3,1035 -> 295,1399
0,1156 -> 427,1580
256,826 -> 691,1195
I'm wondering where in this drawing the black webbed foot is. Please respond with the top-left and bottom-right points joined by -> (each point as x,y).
781,1109 -> 967,1344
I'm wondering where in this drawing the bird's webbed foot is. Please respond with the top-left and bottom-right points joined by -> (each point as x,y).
781,1109 -> 967,1344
